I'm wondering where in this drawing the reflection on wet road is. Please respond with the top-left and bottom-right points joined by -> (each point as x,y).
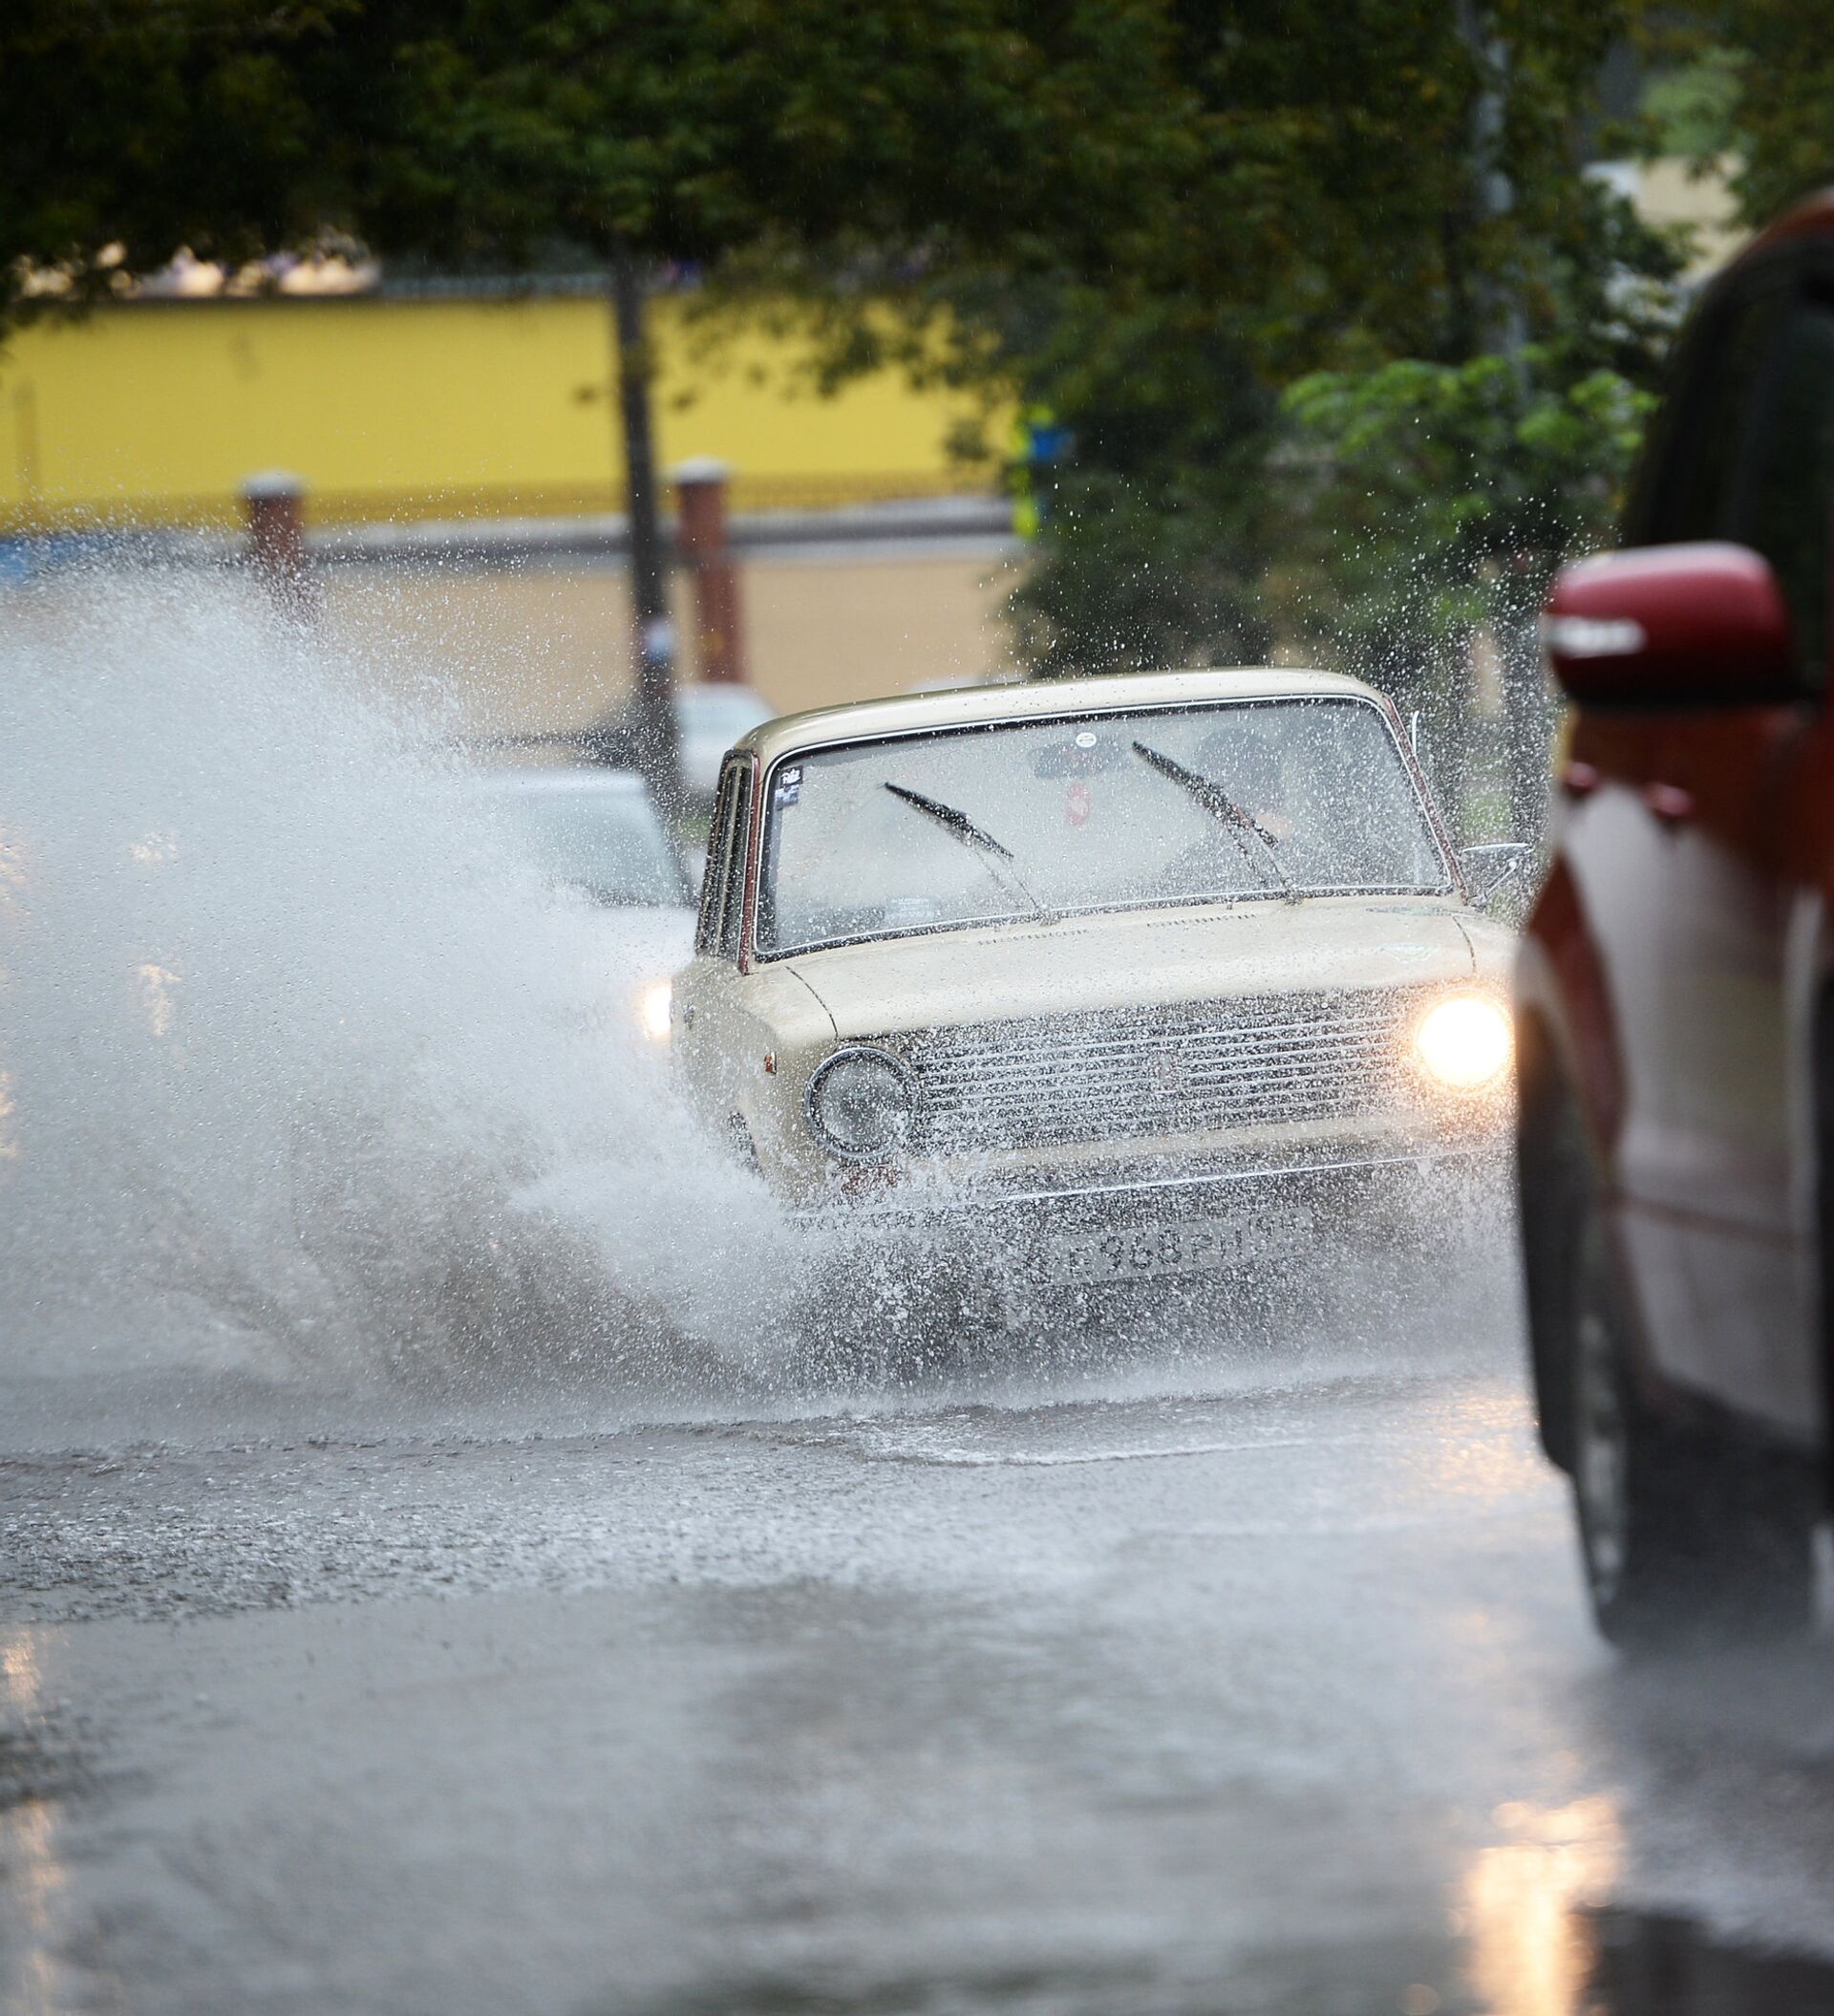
5,1362 -> 1834,2015
0,1634 -> 75,2016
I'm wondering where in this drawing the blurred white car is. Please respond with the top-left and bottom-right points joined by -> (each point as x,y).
502,685 -> 778,814
464,766 -> 694,1042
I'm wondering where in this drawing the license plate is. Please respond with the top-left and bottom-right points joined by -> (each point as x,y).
1039,1209 -> 1311,1286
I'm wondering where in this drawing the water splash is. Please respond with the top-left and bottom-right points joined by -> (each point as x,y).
0,559 -> 1516,1435
0,562 -> 791,1396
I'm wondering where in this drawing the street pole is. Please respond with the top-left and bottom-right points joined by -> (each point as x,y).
1454,1 -> 1547,852
611,247 -> 683,818
1456,0 -> 1526,363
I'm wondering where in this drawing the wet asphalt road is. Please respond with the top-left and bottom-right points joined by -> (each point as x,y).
7,1340 -> 1834,2016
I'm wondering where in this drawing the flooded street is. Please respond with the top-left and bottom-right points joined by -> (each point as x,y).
10,5 -> 1831,2005
9,577 -> 1834,2014
8,1340 -> 1834,2015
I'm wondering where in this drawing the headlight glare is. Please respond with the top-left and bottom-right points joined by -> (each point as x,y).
637,979 -> 672,1042
1415,994 -> 1512,1090
807,1047 -> 915,1160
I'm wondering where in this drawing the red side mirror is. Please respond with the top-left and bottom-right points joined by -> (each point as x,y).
1541,542 -> 1798,706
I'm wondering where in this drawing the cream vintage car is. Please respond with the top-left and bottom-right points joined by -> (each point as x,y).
672,668 -> 1514,1299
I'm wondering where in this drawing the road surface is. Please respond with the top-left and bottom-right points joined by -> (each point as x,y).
6,1315 -> 1834,2016
18,539 -> 1834,2013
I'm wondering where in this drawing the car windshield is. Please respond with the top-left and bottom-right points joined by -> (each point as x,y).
476,780 -> 686,909
756,697 -> 1445,957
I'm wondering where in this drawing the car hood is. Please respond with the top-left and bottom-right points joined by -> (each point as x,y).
778,896 -> 1490,1040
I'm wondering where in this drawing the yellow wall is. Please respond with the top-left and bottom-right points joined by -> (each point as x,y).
0,291 -> 1002,531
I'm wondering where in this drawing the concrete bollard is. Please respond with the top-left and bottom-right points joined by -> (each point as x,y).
239,469 -> 318,617
672,457 -> 746,685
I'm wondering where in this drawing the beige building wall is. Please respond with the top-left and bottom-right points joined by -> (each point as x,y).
1631,156 -> 1747,280
743,551 -> 1024,715
322,547 -> 1023,733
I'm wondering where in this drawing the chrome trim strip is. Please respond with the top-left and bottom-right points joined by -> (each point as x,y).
794,1147 -> 1483,1222
736,749 -> 763,976
938,1149 -> 1461,1210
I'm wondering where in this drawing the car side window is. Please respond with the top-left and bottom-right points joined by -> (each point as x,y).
695,764 -> 741,954
1729,297 -> 1834,685
1639,289 -> 1784,546
716,763 -> 754,959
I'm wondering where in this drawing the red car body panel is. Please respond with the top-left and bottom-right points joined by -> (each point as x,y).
1521,853 -> 1624,1151
1732,189 -> 1834,269
1521,190 -> 1834,1456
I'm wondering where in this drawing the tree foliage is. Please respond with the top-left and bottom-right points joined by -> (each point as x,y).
0,0 -> 1196,321
967,2 -> 1680,681
1280,348 -> 1656,675
0,0 -> 360,318
1,0 -> 1695,753
1651,6 -> 1834,226
384,0 -> 1193,269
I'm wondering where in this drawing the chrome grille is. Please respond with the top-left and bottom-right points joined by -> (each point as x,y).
906,992 -> 1418,1153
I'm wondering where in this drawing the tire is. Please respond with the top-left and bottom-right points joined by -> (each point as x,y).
1567,1199 -> 1817,1652
725,1111 -> 762,1171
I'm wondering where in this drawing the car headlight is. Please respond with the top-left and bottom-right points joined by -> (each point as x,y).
1415,993 -> 1512,1091
636,979 -> 672,1042
806,1047 -> 915,1161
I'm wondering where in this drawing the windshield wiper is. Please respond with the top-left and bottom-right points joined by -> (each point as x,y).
1130,740 -> 1296,902
882,783 -> 1053,922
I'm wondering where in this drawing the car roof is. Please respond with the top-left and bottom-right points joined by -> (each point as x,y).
735,667 -> 1392,769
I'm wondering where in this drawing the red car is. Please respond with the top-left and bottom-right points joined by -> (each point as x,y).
1520,190 -> 1834,1648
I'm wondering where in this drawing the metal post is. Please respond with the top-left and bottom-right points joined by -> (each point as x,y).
611,250 -> 682,815
1455,0 -> 1526,361
673,458 -> 747,685
239,470 -> 318,619
1456,1 -> 1546,847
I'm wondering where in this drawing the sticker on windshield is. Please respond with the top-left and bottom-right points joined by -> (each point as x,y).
776,767 -> 801,807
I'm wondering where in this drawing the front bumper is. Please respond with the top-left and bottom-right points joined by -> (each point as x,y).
786,1147 -> 1505,1337
796,1144 -> 1503,1271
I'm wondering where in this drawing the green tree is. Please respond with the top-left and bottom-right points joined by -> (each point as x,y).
0,0 -> 359,322
1281,349 -> 1655,838
1641,7 -> 1833,226
0,0 -> 1198,805
0,0 -> 1196,319
980,2 -> 1676,678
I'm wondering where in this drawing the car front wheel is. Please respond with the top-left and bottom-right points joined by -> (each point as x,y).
1568,1205 -> 1817,1651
